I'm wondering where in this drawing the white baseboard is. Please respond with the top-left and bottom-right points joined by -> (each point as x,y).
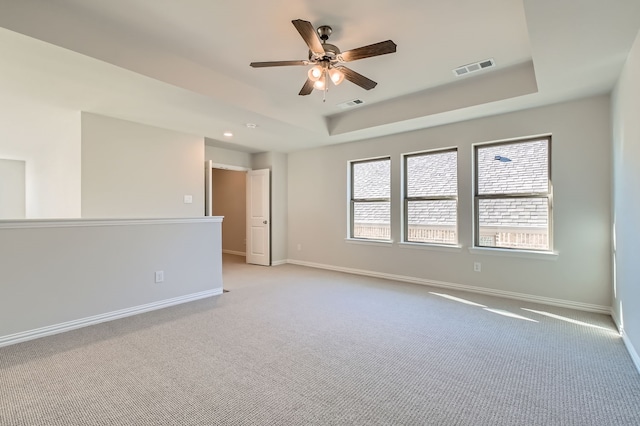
271,259 -> 287,266
611,313 -> 640,375
286,259 -> 610,314
621,331 -> 640,375
0,289 -> 222,348
223,249 -> 246,256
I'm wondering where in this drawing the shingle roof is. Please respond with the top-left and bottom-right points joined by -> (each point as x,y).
407,150 -> 457,197
477,140 -> 548,194
353,159 -> 390,199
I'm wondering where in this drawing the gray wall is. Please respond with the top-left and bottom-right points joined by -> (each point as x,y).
212,168 -> 246,254
288,95 -> 612,309
82,113 -> 205,218
0,219 -> 222,342
205,145 -> 252,169
612,29 -> 640,364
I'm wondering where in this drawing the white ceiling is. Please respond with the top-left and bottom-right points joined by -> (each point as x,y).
0,0 -> 639,153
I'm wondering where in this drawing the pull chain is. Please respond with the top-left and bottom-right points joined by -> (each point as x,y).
323,69 -> 328,102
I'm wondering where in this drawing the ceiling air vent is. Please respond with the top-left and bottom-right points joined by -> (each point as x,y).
453,58 -> 495,77
337,99 -> 366,109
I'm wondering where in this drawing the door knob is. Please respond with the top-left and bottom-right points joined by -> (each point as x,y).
263,220 -> 268,224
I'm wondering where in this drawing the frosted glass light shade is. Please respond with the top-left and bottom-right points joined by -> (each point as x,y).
313,78 -> 326,90
329,68 -> 344,85
308,66 -> 323,81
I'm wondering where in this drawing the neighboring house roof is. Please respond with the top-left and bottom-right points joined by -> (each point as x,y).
353,159 -> 390,199
407,150 -> 457,197
477,139 -> 548,194
353,140 -> 549,228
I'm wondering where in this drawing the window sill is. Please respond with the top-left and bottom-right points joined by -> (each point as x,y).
345,238 -> 394,247
468,247 -> 558,260
398,242 -> 462,253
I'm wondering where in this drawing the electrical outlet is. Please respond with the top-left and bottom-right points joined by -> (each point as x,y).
474,262 -> 481,272
155,271 -> 164,283
297,243 -> 302,251
183,195 -> 193,204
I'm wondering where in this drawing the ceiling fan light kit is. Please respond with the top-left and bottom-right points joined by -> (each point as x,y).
250,19 -> 397,100
307,63 -> 345,93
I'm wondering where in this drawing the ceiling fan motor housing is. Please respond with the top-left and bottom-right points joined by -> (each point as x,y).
307,26 -> 340,61
309,43 -> 340,61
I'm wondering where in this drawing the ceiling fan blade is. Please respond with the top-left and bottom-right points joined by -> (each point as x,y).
250,60 -> 309,68
334,66 -> 377,90
338,40 -> 397,62
292,19 -> 325,55
299,78 -> 314,96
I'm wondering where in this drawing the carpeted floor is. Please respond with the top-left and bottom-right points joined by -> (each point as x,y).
1,254 -> 639,425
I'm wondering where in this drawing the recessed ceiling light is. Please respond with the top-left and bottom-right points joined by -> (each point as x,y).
223,131 -> 233,137
245,123 -> 257,129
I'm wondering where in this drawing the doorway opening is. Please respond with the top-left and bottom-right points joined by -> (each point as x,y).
206,161 -> 271,267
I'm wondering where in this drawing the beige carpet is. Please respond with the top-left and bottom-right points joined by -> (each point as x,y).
1,254 -> 639,425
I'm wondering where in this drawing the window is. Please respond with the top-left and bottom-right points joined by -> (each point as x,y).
474,137 -> 551,251
349,157 -> 391,240
404,149 -> 458,245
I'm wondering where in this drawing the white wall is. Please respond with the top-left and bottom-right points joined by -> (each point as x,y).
82,113 -> 205,218
0,159 -> 25,219
0,218 -> 223,344
611,29 -> 640,365
253,152 -> 288,264
288,96 -> 612,310
0,93 -> 80,218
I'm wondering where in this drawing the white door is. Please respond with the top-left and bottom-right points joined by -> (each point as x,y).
246,169 -> 270,265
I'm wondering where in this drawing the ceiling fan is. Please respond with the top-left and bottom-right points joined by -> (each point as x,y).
250,19 -> 397,97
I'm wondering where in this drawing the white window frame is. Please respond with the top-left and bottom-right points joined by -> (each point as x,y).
402,148 -> 458,246
348,156 -> 391,241
473,136 -> 553,252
